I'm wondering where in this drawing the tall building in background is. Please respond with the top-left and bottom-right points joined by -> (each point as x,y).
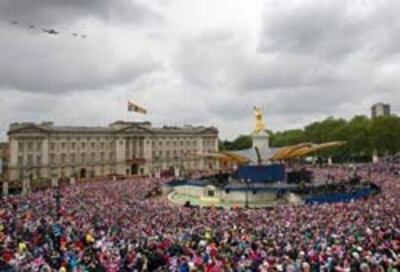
371,103 -> 391,118
7,121 -> 219,181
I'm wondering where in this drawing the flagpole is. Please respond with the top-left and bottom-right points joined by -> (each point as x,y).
126,103 -> 128,122
126,93 -> 128,122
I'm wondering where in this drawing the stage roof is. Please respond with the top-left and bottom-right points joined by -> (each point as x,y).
191,141 -> 345,164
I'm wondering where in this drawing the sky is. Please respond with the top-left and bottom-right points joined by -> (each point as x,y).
0,0 -> 399,141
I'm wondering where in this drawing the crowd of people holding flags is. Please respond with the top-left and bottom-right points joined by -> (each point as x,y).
0,163 -> 399,271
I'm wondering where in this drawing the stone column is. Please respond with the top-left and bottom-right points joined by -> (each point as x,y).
9,138 -> 18,167
115,137 -> 126,175
42,138 -> 50,178
174,166 -> 180,178
2,181 -> 8,197
112,175 -> 116,182
70,177 -> 76,185
155,169 -> 161,179
372,149 -> 379,163
126,138 -> 130,160
135,137 -> 140,158
142,137 -> 151,163
51,177 -> 58,187
22,179 -> 31,196
328,157 -> 333,166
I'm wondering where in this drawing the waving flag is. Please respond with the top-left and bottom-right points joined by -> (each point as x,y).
128,101 -> 147,114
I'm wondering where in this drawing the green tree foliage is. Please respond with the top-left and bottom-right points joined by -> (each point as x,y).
344,115 -> 371,157
270,129 -> 305,147
370,115 -> 400,155
304,117 -> 347,143
233,135 -> 253,150
219,135 -> 252,151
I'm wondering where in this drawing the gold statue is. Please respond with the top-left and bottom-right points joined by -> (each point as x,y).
254,106 -> 266,133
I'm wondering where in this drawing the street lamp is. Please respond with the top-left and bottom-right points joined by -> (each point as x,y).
246,179 -> 251,208
53,184 -> 62,220
241,178 -> 251,208
51,176 -> 62,220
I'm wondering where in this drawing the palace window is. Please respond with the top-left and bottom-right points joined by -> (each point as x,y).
36,155 -> 41,165
61,154 -> 66,164
36,142 -> 42,152
28,142 -> 33,152
18,142 -> 24,152
50,153 -> 56,163
18,155 -> 23,166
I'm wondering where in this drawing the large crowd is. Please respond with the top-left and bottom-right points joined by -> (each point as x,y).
0,163 -> 399,271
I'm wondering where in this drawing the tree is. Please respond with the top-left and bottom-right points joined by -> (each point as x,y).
219,135 -> 252,151
344,115 -> 372,157
370,115 -> 400,155
231,135 -> 252,150
304,117 -> 347,144
270,129 -> 305,147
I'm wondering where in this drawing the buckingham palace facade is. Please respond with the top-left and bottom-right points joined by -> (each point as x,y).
7,121 -> 219,181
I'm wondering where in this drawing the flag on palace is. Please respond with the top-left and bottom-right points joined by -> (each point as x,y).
128,101 -> 147,114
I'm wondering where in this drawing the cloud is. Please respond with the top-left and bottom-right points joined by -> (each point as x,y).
259,0 -> 400,57
0,0 -> 162,26
259,1 -> 363,58
0,21 -> 162,93
1,0 -> 400,141
166,0 -> 400,138
174,29 -> 240,89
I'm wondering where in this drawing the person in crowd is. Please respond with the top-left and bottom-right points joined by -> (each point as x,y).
0,165 -> 398,271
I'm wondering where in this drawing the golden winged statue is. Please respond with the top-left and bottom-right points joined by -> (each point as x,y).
254,106 -> 266,133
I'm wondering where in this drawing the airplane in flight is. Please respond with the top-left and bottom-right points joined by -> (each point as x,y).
42,28 -> 59,35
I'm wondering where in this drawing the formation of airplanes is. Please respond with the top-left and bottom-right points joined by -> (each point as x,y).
8,20 -> 87,39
